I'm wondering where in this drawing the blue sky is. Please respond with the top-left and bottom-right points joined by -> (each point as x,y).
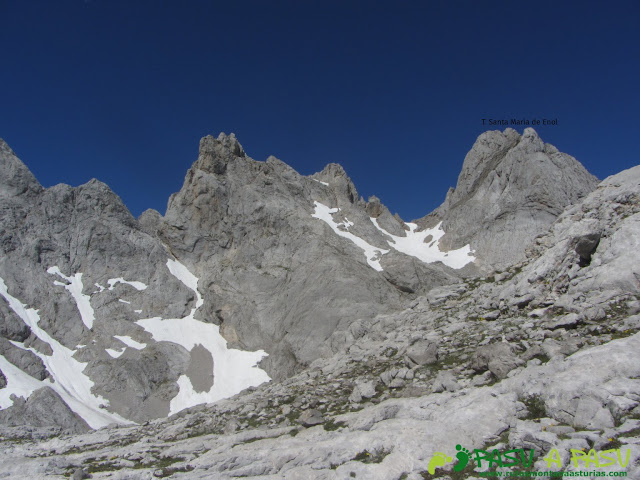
1,0 -> 638,221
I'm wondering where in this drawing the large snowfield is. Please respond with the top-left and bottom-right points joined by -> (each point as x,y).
137,260 -> 271,415
0,276 -> 130,428
0,259 -> 271,427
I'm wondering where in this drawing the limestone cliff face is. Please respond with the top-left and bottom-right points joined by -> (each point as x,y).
158,133 -> 407,380
0,129 -> 602,431
418,128 -> 599,271
0,140 -> 198,426
3,163 -> 640,480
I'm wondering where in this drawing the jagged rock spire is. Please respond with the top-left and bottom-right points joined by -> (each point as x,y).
0,138 -> 43,198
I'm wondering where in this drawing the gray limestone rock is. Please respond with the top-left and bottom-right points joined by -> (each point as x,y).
298,408 -> 324,426
0,296 -> 31,341
417,128 -> 599,271
432,371 -> 460,393
381,254 -> 460,294
472,342 -> 523,379
573,397 -> 615,429
0,138 -> 43,198
426,283 -> 466,305
0,387 -> 89,433
71,468 -> 91,480
546,313 -> 582,330
87,342 -> 190,422
0,337 -> 49,380
574,232 -> 601,265
137,208 -> 163,236
406,340 -> 438,366
157,133 -> 415,379
518,165 -> 640,300
0,142 -> 211,425
352,379 -> 377,401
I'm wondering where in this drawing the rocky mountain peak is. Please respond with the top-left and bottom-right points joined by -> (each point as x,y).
514,126 -> 546,153
365,195 -> 384,218
196,132 -> 245,175
420,128 -> 599,270
0,138 -> 43,198
314,163 -> 361,206
318,162 -> 347,178
448,128 -> 520,203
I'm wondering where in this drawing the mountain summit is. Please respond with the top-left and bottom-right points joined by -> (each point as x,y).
418,128 -> 599,270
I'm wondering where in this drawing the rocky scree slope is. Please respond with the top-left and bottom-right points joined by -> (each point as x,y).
0,161 -> 638,479
0,129 -> 600,434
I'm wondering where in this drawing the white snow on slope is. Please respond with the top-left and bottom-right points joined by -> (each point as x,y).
105,348 -> 124,359
312,178 -> 329,186
107,278 -> 148,291
371,218 -> 475,269
0,353 -> 42,409
47,266 -> 95,329
166,259 -> 203,310
106,336 -> 146,359
312,201 -> 389,271
137,260 -> 270,415
0,276 -> 131,428
118,299 -> 131,305
114,335 -> 146,350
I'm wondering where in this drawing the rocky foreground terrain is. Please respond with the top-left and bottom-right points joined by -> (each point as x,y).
0,129 -> 638,478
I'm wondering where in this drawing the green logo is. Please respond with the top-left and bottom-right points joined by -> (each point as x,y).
427,444 -> 471,474
427,445 -> 630,475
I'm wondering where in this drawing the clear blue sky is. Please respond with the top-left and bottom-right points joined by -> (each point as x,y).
1,0 -> 638,221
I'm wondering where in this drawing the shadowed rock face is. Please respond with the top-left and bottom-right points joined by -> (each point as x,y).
418,128 -> 599,271
0,129 -> 602,431
0,387 -> 89,433
0,139 -> 43,199
185,344 -> 214,393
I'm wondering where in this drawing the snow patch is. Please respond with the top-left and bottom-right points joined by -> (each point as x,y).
313,178 -> 329,186
166,259 -> 203,310
114,335 -> 146,350
312,201 -> 388,271
0,276 -> 131,428
107,278 -> 148,291
0,353 -> 42,409
136,260 -> 270,415
371,219 -> 475,269
134,309 -> 142,314
47,267 -> 95,329
118,299 -> 131,305
105,348 -> 124,359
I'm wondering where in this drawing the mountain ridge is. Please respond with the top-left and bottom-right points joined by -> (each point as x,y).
0,128 -> 605,431
0,158 -> 638,478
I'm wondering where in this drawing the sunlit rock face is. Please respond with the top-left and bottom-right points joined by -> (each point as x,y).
417,128 -> 599,271
0,128 -> 604,434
